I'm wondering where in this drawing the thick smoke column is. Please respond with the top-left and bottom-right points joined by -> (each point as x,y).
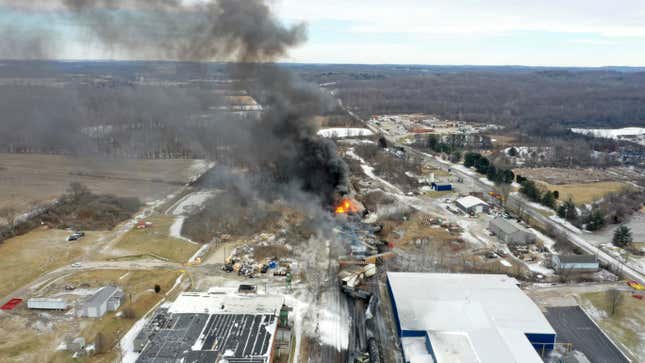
0,0 -> 349,203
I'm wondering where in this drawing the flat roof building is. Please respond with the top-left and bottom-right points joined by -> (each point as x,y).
27,298 -> 68,311
133,290 -> 284,363
551,254 -> 599,273
387,272 -> 556,363
489,217 -> 536,244
455,196 -> 489,214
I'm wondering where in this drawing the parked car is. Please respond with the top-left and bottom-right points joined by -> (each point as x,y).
67,231 -> 85,241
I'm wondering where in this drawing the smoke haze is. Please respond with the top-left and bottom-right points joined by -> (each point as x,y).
0,0 -> 349,204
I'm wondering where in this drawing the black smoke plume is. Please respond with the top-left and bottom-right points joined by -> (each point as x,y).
0,0 -> 348,203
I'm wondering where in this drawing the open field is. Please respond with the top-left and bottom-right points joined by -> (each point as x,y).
0,227 -> 104,299
0,269 -> 182,363
112,215 -> 200,263
538,181 -> 628,205
579,290 -> 645,360
0,153 -> 205,214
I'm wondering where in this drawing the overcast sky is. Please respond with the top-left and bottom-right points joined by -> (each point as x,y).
2,0 -> 645,66
272,0 -> 645,66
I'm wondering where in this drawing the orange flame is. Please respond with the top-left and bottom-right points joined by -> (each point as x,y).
335,198 -> 358,214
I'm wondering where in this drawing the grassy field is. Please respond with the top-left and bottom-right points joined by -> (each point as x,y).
0,153 -> 202,214
112,214 -> 200,263
0,227 -> 102,299
0,269 -> 182,363
538,181 -> 628,205
579,290 -> 645,360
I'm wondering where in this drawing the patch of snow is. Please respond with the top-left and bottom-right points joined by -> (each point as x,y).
571,127 -> 645,139
318,127 -> 373,138
56,342 -> 67,351
479,177 -> 495,187
346,148 -> 404,195
188,243 -> 209,263
166,274 -> 184,296
401,337 -> 435,363
500,259 -> 512,267
169,191 -> 217,216
120,316 -> 149,363
169,216 -> 197,244
549,215 -> 583,234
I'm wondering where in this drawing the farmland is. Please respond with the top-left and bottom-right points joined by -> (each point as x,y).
538,181 -> 628,205
0,153 -> 207,214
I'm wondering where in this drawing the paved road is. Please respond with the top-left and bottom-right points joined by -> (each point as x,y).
356,111 -> 645,285
545,306 -> 631,363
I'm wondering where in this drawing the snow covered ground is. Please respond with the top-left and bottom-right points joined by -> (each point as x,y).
317,127 -> 374,138
571,127 -> 645,146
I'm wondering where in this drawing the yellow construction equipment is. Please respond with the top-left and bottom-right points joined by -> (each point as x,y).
339,251 -> 394,266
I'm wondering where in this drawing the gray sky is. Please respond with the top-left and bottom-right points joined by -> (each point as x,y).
2,0 -> 645,66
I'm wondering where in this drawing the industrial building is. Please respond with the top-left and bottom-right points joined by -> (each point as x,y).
551,254 -> 599,273
27,298 -> 68,310
455,195 -> 489,214
387,272 -> 556,363
489,217 -> 537,244
77,286 -> 123,318
132,290 -> 285,363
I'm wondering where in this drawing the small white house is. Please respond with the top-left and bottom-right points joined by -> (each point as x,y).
77,286 -> 124,318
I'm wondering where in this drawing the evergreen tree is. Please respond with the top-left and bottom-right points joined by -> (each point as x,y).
586,209 -> 605,231
612,225 -> 633,248
542,191 -> 556,209
475,157 -> 490,174
508,147 -> 519,157
486,165 -> 497,181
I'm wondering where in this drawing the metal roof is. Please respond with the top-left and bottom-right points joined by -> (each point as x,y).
85,286 -> 122,308
556,254 -> 598,264
388,272 -> 555,363
490,217 -> 525,235
455,195 -> 488,209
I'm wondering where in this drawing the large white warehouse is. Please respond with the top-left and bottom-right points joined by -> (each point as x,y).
387,272 -> 556,363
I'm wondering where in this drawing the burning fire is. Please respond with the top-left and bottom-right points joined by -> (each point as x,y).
335,198 -> 361,215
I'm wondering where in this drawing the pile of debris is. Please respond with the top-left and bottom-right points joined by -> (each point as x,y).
223,244 -> 293,278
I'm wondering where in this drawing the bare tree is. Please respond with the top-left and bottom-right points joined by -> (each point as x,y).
606,289 -> 624,316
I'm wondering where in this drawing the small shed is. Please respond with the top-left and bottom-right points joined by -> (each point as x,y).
489,218 -> 536,244
551,255 -> 599,273
27,298 -> 68,311
455,196 -> 489,214
77,286 -> 124,318
431,182 -> 453,191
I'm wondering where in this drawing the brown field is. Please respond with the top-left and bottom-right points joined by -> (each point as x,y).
0,153 -> 202,214
0,227 -> 104,299
537,181 -> 628,205
514,167 -> 620,185
112,214 -> 200,262
0,269 -> 181,363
